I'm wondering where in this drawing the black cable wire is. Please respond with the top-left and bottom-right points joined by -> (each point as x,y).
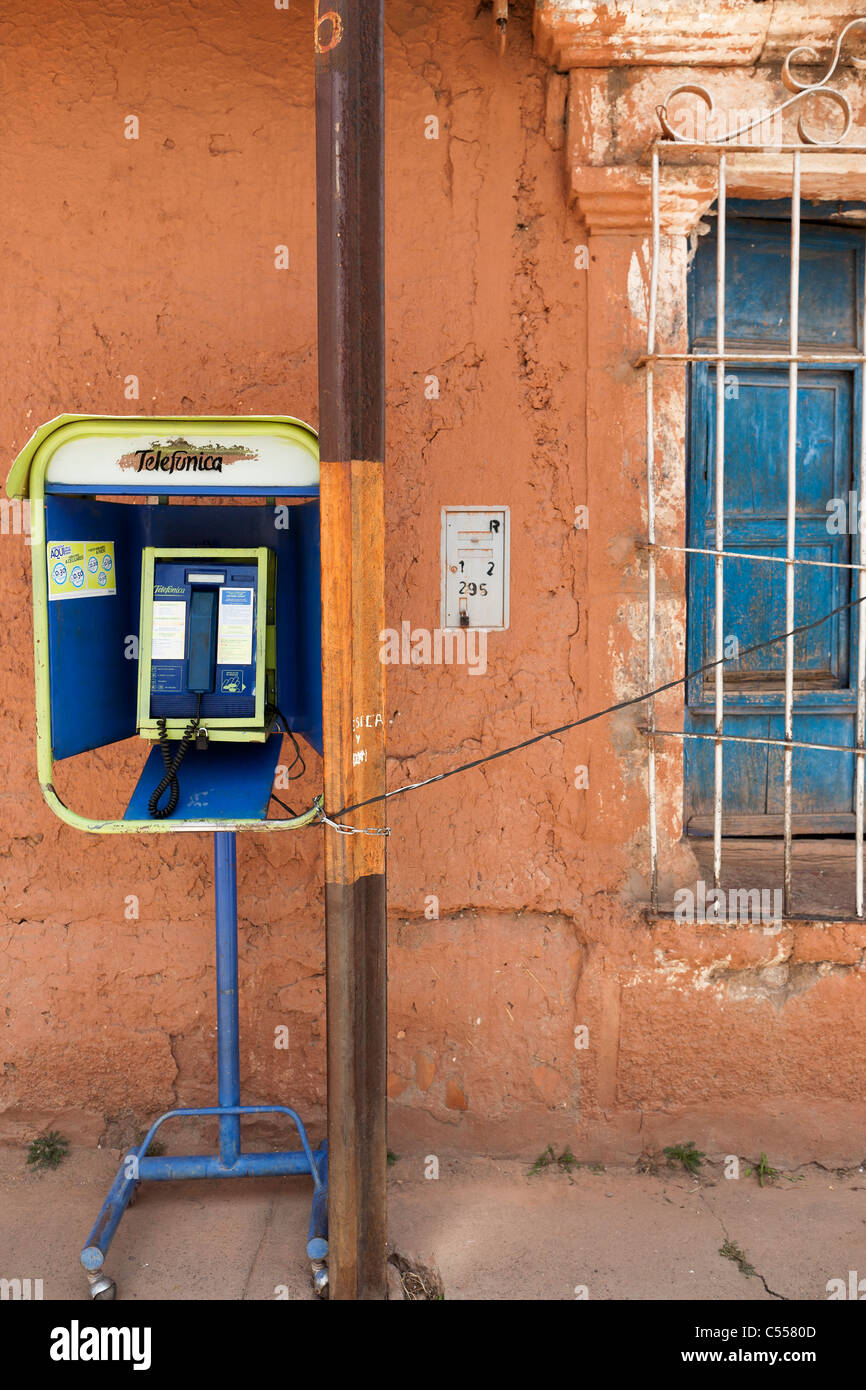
148,694 -> 203,819
267,702 -> 306,780
284,727 -> 306,780
266,703 -> 305,820
331,587 -> 866,821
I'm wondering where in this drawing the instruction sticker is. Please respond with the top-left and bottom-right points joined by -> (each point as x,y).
48,541 -> 116,600
151,665 -> 183,694
217,588 -> 254,666
151,602 -> 187,661
219,668 -> 246,695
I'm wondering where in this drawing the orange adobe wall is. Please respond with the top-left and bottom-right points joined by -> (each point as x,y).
1,0 -> 865,1166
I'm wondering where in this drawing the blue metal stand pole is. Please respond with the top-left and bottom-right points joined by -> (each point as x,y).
215,831 -> 241,1168
80,827 -> 329,1296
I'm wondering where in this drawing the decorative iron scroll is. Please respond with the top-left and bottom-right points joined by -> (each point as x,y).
657,17 -> 866,147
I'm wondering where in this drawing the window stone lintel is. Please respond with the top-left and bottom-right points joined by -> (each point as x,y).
534,1 -> 864,72
571,157 -> 866,238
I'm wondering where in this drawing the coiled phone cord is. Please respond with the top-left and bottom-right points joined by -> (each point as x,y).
148,694 -> 203,819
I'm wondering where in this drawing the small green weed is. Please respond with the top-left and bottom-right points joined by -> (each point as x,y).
744,1152 -> 780,1187
529,1144 -> 580,1176
719,1238 -> 756,1278
26,1131 -> 69,1171
663,1141 -> 705,1175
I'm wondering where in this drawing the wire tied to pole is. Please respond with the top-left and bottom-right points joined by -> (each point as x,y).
317,807 -> 390,837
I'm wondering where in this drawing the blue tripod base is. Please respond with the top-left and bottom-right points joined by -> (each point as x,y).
80,833 -> 329,1300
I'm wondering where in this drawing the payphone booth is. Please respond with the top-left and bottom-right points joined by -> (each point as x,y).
7,414 -> 329,1298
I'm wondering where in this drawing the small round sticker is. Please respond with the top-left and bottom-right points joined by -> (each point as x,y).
52,563 -> 67,586
71,566 -> 85,589
97,570 -> 107,587
88,555 -> 99,573
102,553 -> 113,571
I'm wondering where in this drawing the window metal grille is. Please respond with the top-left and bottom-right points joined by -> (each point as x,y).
643,18 -> 866,917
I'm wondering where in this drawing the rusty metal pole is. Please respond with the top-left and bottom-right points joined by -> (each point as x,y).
314,0 -> 387,1301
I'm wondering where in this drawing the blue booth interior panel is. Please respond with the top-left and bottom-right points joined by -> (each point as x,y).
124,733 -> 285,820
45,497 -> 322,765
45,498 -> 140,761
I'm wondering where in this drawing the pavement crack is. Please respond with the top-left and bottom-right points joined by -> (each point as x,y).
698,1190 -> 788,1300
755,1269 -> 788,1301
240,1196 -> 276,1301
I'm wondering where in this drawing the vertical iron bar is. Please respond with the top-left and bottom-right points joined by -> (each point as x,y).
857,256 -> 866,916
315,0 -> 388,1301
646,150 -> 660,911
783,154 -> 801,916
214,831 -> 241,1168
713,156 -> 727,891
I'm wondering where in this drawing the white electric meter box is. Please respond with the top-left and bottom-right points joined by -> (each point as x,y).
441,506 -> 509,630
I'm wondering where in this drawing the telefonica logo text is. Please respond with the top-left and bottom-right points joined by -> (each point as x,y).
135,448 -> 223,473
673,881 -> 782,925
49,1321 -> 152,1371
379,622 -> 487,675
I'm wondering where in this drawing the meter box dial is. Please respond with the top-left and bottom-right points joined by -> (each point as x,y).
441,507 -> 509,630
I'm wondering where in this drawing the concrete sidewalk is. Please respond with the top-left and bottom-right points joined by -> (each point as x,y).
1,1146 -> 864,1300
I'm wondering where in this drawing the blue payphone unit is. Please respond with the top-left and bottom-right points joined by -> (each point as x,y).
139,548 -> 275,735
138,546 -> 278,816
